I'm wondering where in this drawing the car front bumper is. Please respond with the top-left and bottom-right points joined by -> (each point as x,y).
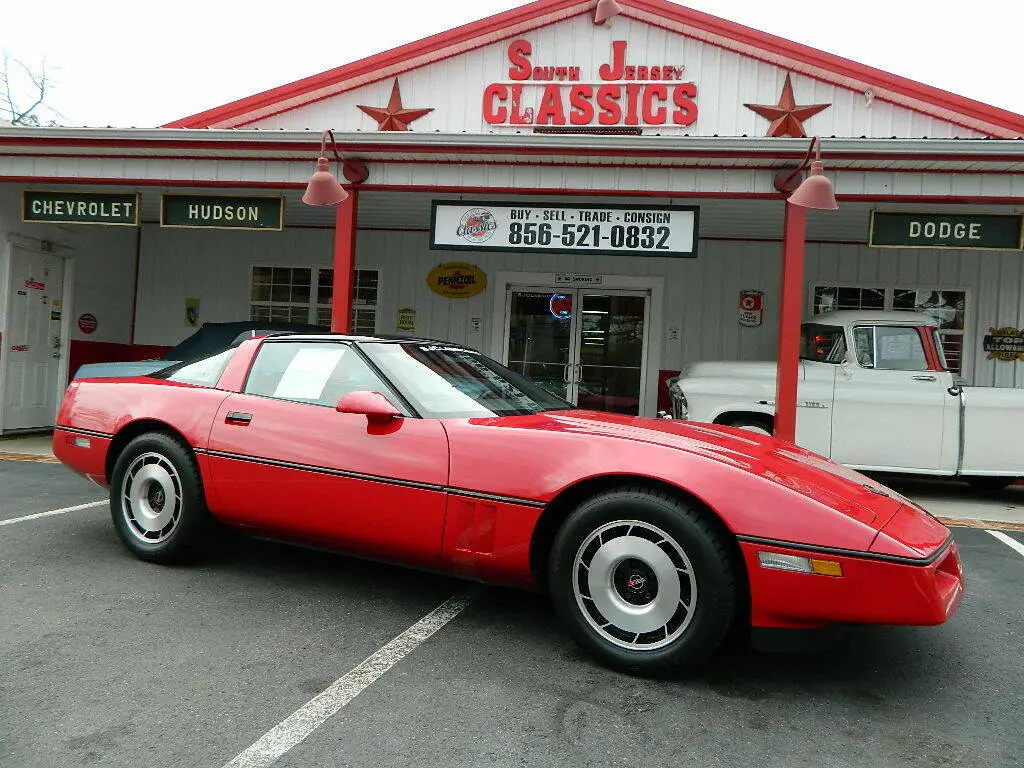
741,538 -> 964,630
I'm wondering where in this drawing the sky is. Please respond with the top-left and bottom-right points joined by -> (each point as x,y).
2,0 -> 1023,128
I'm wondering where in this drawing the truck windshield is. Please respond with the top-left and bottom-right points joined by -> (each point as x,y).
362,342 -> 574,419
800,324 -> 846,363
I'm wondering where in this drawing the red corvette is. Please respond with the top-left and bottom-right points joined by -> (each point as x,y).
54,333 -> 963,674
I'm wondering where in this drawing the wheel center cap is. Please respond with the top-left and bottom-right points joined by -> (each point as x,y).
148,484 -> 165,512
613,558 -> 659,606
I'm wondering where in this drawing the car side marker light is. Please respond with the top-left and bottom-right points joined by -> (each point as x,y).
73,437 -> 91,448
758,551 -> 842,577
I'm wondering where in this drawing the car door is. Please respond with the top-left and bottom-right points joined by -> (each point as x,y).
205,339 -> 449,568
830,324 -> 956,472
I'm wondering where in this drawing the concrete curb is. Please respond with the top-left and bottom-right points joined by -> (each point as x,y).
0,452 -> 60,464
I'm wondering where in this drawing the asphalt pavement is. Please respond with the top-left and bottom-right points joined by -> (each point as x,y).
1,459 -> 1022,768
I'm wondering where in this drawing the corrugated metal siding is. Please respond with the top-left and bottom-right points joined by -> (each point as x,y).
6,155 -> 1023,200
126,208 -> 1024,390
0,186 -> 137,345
249,14 -> 988,139
805,244 -> 1024,388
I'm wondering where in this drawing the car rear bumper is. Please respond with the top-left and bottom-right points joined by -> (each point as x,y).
53,426 -> 112,487
741,538 -> 963,630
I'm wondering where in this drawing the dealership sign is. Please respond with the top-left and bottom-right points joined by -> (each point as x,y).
161,194 -> 284,230
431,202 -> 699,257
869,211 -> 1023,250
23,191 -> 139,226
482,39 -> 698,128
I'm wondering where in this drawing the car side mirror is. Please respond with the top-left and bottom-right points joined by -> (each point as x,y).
336,391 -> 402,425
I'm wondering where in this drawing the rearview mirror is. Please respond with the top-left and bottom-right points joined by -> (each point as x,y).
336,391 -> 402,425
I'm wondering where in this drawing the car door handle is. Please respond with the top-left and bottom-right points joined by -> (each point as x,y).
911,375 -> 937,382
225,412 -> 253,425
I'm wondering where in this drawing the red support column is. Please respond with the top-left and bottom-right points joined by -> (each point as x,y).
330,190 -> 359,333
774,202 -> 807,444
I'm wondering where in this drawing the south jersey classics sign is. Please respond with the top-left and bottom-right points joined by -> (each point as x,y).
431,202 -> 699,258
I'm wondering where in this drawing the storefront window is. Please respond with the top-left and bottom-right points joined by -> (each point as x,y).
250,266 -> 379,333
813,284 -> 966,373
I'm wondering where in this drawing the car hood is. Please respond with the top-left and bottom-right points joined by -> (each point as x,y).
491,409 -> 905,528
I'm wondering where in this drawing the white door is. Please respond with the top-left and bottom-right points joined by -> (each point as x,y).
829,324 -> 954,472
503,287 -> 651,416
2,247 -> 66,431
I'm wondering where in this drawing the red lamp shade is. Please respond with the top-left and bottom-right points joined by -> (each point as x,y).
302,157 -> 349,206
787,160 -> 838,211
593,0 -> 623,24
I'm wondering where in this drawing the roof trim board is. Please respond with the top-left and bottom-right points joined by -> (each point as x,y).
161,0 -> 1024,138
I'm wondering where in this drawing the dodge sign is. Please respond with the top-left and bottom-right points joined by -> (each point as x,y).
431,201 -> 699,257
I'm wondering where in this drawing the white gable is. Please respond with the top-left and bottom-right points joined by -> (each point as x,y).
247,15 -> 986,139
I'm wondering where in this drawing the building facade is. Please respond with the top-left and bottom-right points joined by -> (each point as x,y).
1,0 -> 1023,432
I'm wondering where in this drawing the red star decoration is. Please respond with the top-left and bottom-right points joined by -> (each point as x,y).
357,79 -> 434,131
744,73 -> 831,138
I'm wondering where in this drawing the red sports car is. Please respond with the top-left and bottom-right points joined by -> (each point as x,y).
54,333 -> 963,674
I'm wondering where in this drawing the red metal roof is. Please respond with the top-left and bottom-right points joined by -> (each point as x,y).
162,0 -> 1024,138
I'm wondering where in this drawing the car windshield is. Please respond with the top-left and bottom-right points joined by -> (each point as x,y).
363,342 -> 573,419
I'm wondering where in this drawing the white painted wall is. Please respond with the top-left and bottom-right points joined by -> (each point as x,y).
0,185 -> 137,347
130,219 -> 1024,391
249,14 -> 986,139
133,225 -> 333,346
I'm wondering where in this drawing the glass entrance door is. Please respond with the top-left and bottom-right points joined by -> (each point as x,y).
504,287 -> 650,415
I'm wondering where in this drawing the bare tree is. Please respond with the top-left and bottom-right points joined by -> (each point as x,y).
0,52 -> 63,126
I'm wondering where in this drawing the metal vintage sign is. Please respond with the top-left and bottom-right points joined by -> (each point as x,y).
869,211 -> 1024,250
984,327 -> 1024,362
23,191 -> 139,226
482,39 -> 698,129
426,263 -> 488,299
431,202 -> 699,257
161,194 -> 284,230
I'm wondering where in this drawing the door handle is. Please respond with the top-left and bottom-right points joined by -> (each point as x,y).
911,375 -> 937,382
563,363 -> 571,383
225,412 -> 253,425
573,363 -> 582,383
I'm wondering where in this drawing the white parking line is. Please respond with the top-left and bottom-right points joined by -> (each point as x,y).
222,585 -> 484,768
0,500 -> 106,527
987,530 -> 1024,559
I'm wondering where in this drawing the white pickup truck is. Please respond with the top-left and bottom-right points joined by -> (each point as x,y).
669,310 -> 1024,490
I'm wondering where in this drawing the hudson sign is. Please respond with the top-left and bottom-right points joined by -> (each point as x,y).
482,40 -> 698,128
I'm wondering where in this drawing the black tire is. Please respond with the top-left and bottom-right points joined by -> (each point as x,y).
548,486 -> 739,676
721,416 -> 773,436
967,476 -> 1018,493
108,432 -> 214,563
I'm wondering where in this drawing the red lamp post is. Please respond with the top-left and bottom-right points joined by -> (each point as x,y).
774,137 -> 838,443
302,130 -> 369,334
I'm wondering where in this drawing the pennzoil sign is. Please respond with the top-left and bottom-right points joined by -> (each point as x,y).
426,263 -> 487,299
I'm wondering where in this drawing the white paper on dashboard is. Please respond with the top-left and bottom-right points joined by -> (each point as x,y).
273,347 -> 346,400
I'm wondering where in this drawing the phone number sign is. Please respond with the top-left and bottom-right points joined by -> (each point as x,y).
430,201 -> 699,257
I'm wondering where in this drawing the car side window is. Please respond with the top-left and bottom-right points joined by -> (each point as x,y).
852,326 -> 928,371
244,342 -> 394,407
800,323 -> 847,363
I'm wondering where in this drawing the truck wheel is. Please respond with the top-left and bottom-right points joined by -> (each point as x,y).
548,486 -> 738,676
109,432 -> 214,563
966,476 -> 1018,493
721,416 -> 773,436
